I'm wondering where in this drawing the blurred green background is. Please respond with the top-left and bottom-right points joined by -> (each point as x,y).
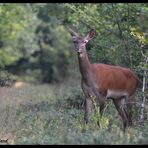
0,3 -> 147,85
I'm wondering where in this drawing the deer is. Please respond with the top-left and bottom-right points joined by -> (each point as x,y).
68,27 -> 140,131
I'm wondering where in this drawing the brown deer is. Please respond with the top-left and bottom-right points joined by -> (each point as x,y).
68,27 -> 139,131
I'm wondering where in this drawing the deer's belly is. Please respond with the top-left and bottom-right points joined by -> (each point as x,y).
106,89 -> 128,99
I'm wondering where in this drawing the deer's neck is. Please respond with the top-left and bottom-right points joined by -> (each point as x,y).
78,49 -> 92,84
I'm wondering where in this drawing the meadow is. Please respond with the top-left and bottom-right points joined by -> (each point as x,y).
0,78 -> 147,145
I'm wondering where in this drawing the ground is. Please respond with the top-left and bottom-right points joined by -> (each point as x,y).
0,79 -> 147,145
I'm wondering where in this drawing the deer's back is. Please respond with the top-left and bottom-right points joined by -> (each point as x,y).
91,63 -> 139,97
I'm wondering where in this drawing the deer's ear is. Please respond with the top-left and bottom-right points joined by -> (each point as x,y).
67,27 -> 79,41
85,28 -> 96,40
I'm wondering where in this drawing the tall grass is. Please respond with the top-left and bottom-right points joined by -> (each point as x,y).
0,79 -> 147,145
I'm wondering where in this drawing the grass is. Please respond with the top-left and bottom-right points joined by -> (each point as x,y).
0,79 -> 148,145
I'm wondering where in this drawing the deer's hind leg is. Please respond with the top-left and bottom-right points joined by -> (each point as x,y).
126,95 -> 134,126
113,97 -> 128,132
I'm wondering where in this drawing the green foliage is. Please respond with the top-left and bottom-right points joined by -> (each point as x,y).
0,3 -> 147,84
64,3 -> 147,72
0,4 -> 33,68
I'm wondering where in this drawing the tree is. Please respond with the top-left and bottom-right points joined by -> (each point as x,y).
0,3 -> 35,85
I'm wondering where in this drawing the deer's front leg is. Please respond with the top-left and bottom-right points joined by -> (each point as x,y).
82,82 -> 94,124
97,96 -> 105,128
84,96 -> 93,123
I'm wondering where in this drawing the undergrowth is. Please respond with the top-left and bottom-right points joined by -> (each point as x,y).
0,81 -> 147,145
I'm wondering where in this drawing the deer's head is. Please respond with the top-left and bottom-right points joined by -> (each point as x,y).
68,27 -> 96,53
